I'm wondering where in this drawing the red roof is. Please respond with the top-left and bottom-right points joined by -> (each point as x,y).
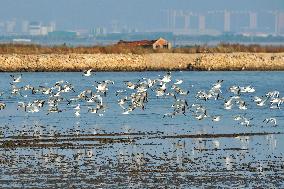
117,39 -> 157,47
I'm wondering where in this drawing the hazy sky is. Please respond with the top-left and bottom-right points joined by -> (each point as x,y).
0,0 -> 283,30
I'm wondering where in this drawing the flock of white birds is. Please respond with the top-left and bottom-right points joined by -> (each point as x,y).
0,69 -> 283,127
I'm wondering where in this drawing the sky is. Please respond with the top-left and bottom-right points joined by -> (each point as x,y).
0,0 -> 283,31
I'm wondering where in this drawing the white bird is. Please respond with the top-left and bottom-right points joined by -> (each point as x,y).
224,103 -> 233,110
195,113 -> 207,120
83,69 -> 93,76
212,80 -> 223,90
174,79 -> 183,85
155,88 -> 166,97
229,86 -> 240,95
163,112 -> 176,118
0,102 -> 6,110
238,101 -> 247,110
122,106 -> 134,114
126,82 -> 136,90
211,115 -> 221,122
240,85 -> 255,93
253,96 -> 263,103
28,105 -> 40,113
256,98 -> 268,107
75,110 -> 80,117
263,118 -> 277,126
266,91 -> 279,98
74,104 -> 80,110
88,107 -> 98,114
10,74 -> 22,83
161,72 -> 171,83
122,111 -> 130,115
47,106 -> 62,114
240,118 -> 252,127
118,97 -> 127,109
233,115 -> 243,121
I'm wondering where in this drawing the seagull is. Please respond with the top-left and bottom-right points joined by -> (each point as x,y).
266,91 -> 279,98
211,115 -> 221,122
74,104 -> 80,110
126,82 -> 136,90
0,102 -> 6,110
163,112 -> 176,118
229,85 -> 240,95
240,85 -> 255,93
161,72 -> 171,83
75,110 -> 80,117
256,97 -> 269,107
88,94 -> 103,105
95,80 -> 113,96
47,106 -> 62,114
17,102 -> 27,112
10,74 -> 22,83
238,101 -> 247,110
28,105 -> 40,113
212,80 -> 223,91
34,100 -> 45,108
263,118 -> 277,126
224,103 -> 233,110
270,97 -> 283,108
233,115 -> 244,121
165,92 -> 176,99
195,113 -> 207,120
155,88 -> 166,97
253,96 -> 263,103
83,69 -> 93,77
172,85 -> 189,95
88,107 -> 98,114
240,117 -> 252,127
118,97 -> 128,109
174,79 -> 183,85
122,106 -> 135,114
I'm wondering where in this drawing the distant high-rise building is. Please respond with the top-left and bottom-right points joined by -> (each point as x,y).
48,22 -> 56,33
6,20 -> 16,33
22,21 -> 29,34
0,22 -> 5,34
28,21 -> 55,36
28,21 -> 41,35
184,14 -> 190,30
249,12 -> 257,30
198,15 -> 206,31
224,10 -> 231,32
277,12 -> 284,34
92,27 -> 107,36
163,9 -> 284,36
111,20 -> 120,33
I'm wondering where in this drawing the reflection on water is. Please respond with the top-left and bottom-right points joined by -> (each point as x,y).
0,71 -> 284,188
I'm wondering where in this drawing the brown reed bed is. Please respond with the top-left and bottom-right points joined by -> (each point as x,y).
1,43 -> 284,54
0,52 -> 284,72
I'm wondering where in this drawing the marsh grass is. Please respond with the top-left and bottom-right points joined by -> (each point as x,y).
1,43 -> 284,54
0,52 -> 283,72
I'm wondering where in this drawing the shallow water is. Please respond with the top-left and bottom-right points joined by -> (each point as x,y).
0,71 -> 284,188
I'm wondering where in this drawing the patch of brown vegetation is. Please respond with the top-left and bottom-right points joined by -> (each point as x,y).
0,52 -> 284,72
1,43 -> 284,54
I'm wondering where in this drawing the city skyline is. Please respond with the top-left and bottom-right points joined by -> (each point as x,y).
1,10 -> 284,36
0,0 -> 283,31
0,0 -> 284,37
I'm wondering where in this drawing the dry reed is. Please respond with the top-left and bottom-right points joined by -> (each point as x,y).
0,53 -> 283,72
1,43 -> 284,54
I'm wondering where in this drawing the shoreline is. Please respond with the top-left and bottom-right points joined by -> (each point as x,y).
0,52 -> 284,72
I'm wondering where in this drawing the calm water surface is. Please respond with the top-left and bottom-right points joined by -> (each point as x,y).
0,71 -> 283,188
